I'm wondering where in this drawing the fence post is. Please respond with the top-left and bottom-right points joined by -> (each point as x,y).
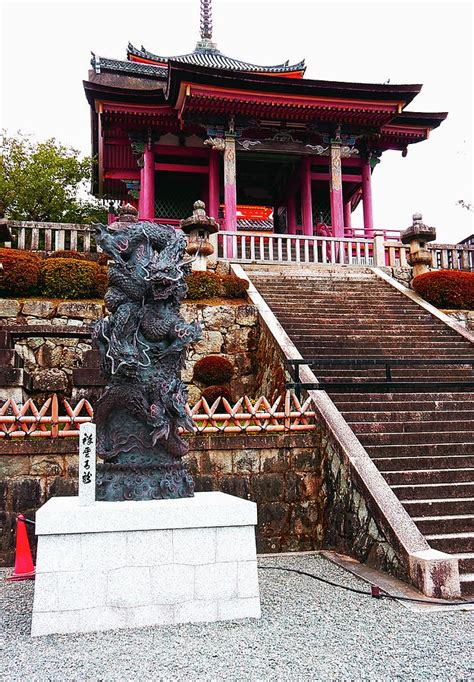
373,231 -> 385,266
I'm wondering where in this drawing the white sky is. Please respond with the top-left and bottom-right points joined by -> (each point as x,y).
1,0 -> 473,241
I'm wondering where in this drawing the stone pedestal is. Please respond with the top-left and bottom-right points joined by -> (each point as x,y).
31,492 -> 260,636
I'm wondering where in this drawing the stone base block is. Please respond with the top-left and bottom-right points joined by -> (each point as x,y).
31,492 -> 260,636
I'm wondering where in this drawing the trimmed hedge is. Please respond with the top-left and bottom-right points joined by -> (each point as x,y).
412,270 -> 474,309
185,271 -> 222,299
201,385 -> 234,405
193,355 -> 234,385
46,250 -> 87,260
41,258 -> 99,299
185,271 -> 249,300
95,266 -> 109,297
221,274 -> 249,299
0,248 -> 42,295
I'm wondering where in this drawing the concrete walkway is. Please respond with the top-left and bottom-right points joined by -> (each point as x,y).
1,554 -> 472,681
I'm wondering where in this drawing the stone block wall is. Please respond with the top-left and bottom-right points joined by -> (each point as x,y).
0,298 -> 260,404
0,432 -> 322,565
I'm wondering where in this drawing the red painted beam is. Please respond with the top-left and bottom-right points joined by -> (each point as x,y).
155,163 -> 209,174
154,145 -> 209,158
104,170 -> 140,180
311,173 -> 362,182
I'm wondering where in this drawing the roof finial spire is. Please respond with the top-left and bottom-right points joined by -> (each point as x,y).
196,0 -> 217,51
200,0 -> 212,40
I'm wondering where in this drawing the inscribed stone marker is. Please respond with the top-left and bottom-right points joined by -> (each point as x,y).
79,422 -> 96,506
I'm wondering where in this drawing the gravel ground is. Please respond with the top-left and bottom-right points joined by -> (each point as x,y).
1,553 -> 472,681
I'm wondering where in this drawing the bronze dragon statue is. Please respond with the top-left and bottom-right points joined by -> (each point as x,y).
93,211 -> 201,501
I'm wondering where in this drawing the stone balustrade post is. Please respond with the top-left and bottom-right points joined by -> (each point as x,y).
401,213 -> 436,278
373,231 -> 386,267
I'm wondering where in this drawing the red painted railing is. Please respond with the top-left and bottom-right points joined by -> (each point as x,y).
0,392 -> 316,440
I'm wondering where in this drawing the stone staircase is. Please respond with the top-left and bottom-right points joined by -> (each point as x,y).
246,266 -> 474,597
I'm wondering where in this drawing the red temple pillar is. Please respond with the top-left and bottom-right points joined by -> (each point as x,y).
223,133 -> 237,232
208,148 -> 220,221
300,157 -> 313,236
343,200 -> 352,230
140,145 -> 155,220
362,155 -> 374,237
329,142 -> 344,238
286,194 -> 297,234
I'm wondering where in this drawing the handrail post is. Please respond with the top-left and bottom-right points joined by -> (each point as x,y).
373,231 -> 386,267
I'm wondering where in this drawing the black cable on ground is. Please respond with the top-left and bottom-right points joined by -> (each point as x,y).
259,565 -> 474,607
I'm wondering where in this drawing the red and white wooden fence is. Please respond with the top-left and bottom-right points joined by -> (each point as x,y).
0,392 -> 316,440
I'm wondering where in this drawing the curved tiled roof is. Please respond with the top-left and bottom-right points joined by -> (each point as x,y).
91,53 -> 167,79
127,42 -> 306,75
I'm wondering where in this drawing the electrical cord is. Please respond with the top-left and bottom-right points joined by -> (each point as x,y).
259,565 -> 474,606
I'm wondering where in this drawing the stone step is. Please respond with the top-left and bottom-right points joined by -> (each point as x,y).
359,431 -> 474,446
364,442 -> 474,457
0,348 -> 24,368
0,330 -> 13,348
0,367 -> 32,391
310,369 -> 473,378
382,468 -> 474,485
402,497 -> 474,517
424,532 -> 474,554
451,553 -> 474,573
460,573 -> 474,597
349,420 -> 474,434
287,328 -> 459,337
412,515 -> 474,535
373,455 -> 474,471
342,411 -> 474,423
391,482 -> 474,500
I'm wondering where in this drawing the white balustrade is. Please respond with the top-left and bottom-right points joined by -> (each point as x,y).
218,231 -> 375,266
4,221 -> 97,253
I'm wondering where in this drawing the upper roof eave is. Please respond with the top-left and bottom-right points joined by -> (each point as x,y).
83,79 -> 167,108
389,110 -> 448,128
127,42 -> 306,74
165,61 -> 423,106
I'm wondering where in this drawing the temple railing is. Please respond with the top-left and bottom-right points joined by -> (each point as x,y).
428,243 -> 474,271
218,231 -> 376,266
3,221 -> 101,253
0,392 -> 316,439
2,221 -> 473,272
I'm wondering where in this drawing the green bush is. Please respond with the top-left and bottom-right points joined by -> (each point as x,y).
0,248 -> 42,295
95,266 -> 108,297
221,274 -> 249,299
413,270 -> 474,309
41,258 -> 99,299
46,250 -> 87,260
185,271 -> 222,300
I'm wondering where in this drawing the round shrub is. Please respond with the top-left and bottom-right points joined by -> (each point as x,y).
185,271 -> 222,300
41,258 -> 99,299
201,385 -> 234,405
221,274 -> 249,299
46,250 -> 87,261
193,355 -> 234,385
0,248 -> 41,295
412,270 -> 474,309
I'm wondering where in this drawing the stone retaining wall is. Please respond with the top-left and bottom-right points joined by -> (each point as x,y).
442,309 -> 474,331
0,432 -> 321,565
0,298 -> 259,403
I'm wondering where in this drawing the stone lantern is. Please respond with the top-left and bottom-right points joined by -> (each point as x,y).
180,200 -> 219,271
401,213 -> 436,278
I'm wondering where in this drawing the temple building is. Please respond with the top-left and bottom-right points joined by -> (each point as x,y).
84,0 -> 447,238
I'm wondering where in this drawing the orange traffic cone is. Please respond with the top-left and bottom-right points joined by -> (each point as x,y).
6,514 -> 35,582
